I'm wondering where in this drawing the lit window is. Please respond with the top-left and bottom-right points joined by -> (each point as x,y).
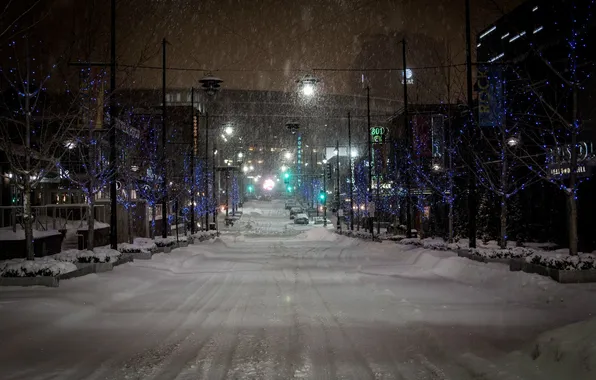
501,33 -> 510,39
509,31 -> 526,42
479,26 -> 496,39
533,26 -> 543,34
532,6 -> 538,12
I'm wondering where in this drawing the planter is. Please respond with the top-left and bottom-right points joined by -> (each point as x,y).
114,254 -> 133,266
163,246 -> 172,253
510,258 -> 524,272
73,262 -> 114,273
179,242 -> 189,248
132,251 -> 152,260
58,266 -> 95,280
519,262 -> 596,283
0,276 -> 59,287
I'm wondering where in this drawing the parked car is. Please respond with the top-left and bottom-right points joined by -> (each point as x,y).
289,207 -> 303,219
285,201 -> 297,210
294,213 -> 309,224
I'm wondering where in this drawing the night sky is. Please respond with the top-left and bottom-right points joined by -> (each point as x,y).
6,0 -> 522,96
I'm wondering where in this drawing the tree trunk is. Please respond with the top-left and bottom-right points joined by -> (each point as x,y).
151,205 -> 156,239
448,200 -> 454,243
568,193 -> 578,255
87,196 -> 95,250
499,194 -> 507,249
24,179 -> 34,260
127,188 -> 133,244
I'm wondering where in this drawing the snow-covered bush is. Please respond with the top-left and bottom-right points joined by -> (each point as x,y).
191,231 -> 219,242
399,238 -> 423,246
1,259 -> 77,277
118,238 -> 158,254
470,247 -> 535,259
53,248 -> 123,263
154,236 -> 177,247
527,253 -> 596,270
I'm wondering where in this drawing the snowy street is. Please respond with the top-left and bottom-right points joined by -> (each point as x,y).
1,200 -> 595,380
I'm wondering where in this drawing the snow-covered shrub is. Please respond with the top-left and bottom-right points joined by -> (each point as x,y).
191,231 -> 219,242
527,253 -> 596,270
53,248 -> 123,263
1,259 -> 77,277
470,247 -> 535,259
118,238 -> 158,254
154,236 -> 177,247
400,238 -> 423,246
77,248 -> 122,263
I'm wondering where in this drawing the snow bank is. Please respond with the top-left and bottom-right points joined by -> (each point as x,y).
0,258 -> 77,277
302,227 -> 339,242
496,317 -> 596,380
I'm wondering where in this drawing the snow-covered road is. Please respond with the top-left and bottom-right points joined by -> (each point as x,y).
1,200 -> 595,379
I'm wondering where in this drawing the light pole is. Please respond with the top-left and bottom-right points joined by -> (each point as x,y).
348,112 -> 354,231
212,145 -> 217,231
335,141 -> 341,231
190,87 -> 196,234
161,37 -> 168,239
199,74 -> 223,231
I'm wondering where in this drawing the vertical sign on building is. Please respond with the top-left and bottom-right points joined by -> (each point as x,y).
478,65 -> 505,127
297,133 -> 302,188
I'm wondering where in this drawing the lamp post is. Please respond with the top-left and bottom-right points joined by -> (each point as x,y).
190,87 -> 196,234
199,74 -> 223,231
212,145 -> 217,231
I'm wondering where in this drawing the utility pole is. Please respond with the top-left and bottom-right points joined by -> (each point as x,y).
190,88 -> 195,234
348,112 -> 354,231
109,0 -> 118,248
336,139 -> 341,231
213,145 -> 217,231
403,38 -> 412,239
465,0 -> 477,248
323,159 -> 327,227
161,37 -> 168,239
366,86 -> 373,235
376,146 -> 381,235
205,112 -> 210,231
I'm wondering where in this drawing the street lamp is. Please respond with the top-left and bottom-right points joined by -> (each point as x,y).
238,152 -> 244,159
297,74 -> 319,97
506,136 -> 520,147
225,125 -> 233,136
199,74 -> 223,231
284,152 -> 292,160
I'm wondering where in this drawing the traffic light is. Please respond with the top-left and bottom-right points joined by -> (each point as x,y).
326,163 -> 332,181
318,190 -> 326,203
247,185 -> 254,193
283,172 -> 290,184
286,185 -> 292,192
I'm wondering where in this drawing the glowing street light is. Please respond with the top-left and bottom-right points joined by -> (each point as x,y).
238,152 -> 244,159
225,126 -> 233,135
506,136 -> 520,147
281,165 -> 288,172
297,74 -> 319,97
284,152 -> 292,160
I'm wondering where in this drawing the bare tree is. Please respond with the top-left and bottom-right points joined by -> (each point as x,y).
0,38 -> 80,260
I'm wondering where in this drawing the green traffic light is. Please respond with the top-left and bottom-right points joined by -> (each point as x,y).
286,185 -> 292,192
284,172 -> 290,179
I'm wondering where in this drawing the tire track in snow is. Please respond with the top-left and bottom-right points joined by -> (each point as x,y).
145,271 -> 250,379
304,268 -> 377,379
93,263 -> 239,380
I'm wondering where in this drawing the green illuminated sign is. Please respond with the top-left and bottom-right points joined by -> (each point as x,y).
370,126 -> 386,144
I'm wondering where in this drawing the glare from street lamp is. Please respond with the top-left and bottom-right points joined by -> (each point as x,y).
281,165 -> 288,172
242,166 -> 249,173
284,152 -> 292,160
302,83 -> 315,97
249,165 -> 254,171
506,136 -> 520,147
238,152 -> 244,159
225,126 -> 233,135
351,149 -> 358,158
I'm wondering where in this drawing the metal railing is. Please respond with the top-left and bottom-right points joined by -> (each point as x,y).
0,204 -> 107,232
